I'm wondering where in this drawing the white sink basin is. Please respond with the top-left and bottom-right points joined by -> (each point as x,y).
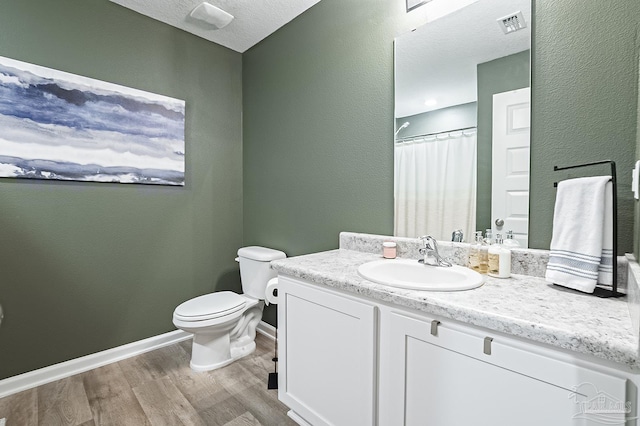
357,258 -> 484,291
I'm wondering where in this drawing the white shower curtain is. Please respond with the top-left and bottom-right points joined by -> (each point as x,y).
394,130 -> 477,241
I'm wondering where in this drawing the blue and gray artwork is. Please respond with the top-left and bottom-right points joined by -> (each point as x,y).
0,56 -> 185,186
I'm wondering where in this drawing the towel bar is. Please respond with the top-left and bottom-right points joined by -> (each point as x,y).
553,160 -> 623,298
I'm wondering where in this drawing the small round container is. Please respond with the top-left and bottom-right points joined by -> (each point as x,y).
383,241 -> 397,259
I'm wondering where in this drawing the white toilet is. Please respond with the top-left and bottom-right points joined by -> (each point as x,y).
172,246 -> 286,372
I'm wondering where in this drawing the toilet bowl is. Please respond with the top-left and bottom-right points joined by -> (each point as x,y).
172,246 -> 286,372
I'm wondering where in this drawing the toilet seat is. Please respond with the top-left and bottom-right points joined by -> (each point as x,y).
174,291 -> 246,322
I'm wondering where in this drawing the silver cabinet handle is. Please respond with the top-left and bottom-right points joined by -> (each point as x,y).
430,320 -> 440,336
483,337 -> 493,355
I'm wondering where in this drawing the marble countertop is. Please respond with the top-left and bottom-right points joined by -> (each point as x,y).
271,248 -> 639,368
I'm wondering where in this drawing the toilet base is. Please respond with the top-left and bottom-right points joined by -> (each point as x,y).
185,301 -> 264,372
231,338 -> 256,360
189,334 -> 257,372
190,357 -> 235,372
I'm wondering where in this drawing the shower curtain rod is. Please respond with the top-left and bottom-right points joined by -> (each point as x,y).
395,126 -> 477,143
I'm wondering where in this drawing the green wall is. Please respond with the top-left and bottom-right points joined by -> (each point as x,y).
635,35 -> 640,260
530,0 -> 639,252
476,50 -> 531,234
243,0 -> 404,326
0,0 -> 243,379
243,0 -> 399,258
244,0 -> 639,303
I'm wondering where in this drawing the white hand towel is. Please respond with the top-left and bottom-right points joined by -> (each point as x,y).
545,176 -> 612,293
598,181 -> 614,286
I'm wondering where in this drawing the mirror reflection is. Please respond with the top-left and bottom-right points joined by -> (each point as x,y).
406,0 -> 429,12
394,0 -> 531,247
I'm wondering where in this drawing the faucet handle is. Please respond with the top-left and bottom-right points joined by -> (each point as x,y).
419,235 -> 434,248
418,235 -> 452,267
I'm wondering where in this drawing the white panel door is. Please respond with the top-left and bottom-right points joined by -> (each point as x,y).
492,87 -> 530,247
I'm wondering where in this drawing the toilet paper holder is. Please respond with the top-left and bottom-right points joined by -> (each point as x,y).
265,278 -> 279,305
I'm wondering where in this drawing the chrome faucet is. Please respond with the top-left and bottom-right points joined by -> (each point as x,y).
419,235 -> 452,267
451,229 -> 464,242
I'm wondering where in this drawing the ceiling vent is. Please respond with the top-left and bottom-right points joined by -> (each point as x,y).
190,2 -> 234,29
497,11 -> 527,34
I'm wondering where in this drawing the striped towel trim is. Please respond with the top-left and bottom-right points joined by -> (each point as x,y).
546,264 -> 599,280
549,249 -> 601,263
598,248 -> 614,286
548,250 -> 601,280
598,249 -> 613,273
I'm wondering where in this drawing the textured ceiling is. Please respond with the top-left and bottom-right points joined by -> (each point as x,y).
395,0 -> 531,118
109,0 -> 322,53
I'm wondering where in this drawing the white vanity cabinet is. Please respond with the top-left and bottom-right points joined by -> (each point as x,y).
277,276 -> 378,426
278,275 -> 632,426
378,310 -> 629,426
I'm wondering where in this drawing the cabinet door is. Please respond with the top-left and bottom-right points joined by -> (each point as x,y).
382,311 -> 628,426
278,276 -> 377,426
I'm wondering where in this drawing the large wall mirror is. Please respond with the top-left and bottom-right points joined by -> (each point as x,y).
394,0 -> 531,247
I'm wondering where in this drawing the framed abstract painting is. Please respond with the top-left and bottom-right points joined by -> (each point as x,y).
0,56 -> 185,186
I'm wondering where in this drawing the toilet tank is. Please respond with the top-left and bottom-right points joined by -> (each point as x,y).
237,246 -> 286,299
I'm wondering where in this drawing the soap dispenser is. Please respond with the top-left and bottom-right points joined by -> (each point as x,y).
478,231 -> 489,275
484,229 -> 493,245
467,231 -> 483,273
502,230 -> 521,249
488,234 -> 511,278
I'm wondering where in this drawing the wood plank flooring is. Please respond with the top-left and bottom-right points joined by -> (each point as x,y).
0,334 -> 296,426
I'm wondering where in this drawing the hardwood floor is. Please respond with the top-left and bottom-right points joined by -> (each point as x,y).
0,334 -> 296,426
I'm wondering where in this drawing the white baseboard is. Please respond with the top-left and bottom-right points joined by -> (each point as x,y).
0,321 -> 277,399
0,329 -> 191,399
256,320 -> 276,340
288,410 -> 312,426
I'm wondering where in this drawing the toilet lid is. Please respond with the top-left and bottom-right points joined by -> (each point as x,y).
174,291 -> 246,322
